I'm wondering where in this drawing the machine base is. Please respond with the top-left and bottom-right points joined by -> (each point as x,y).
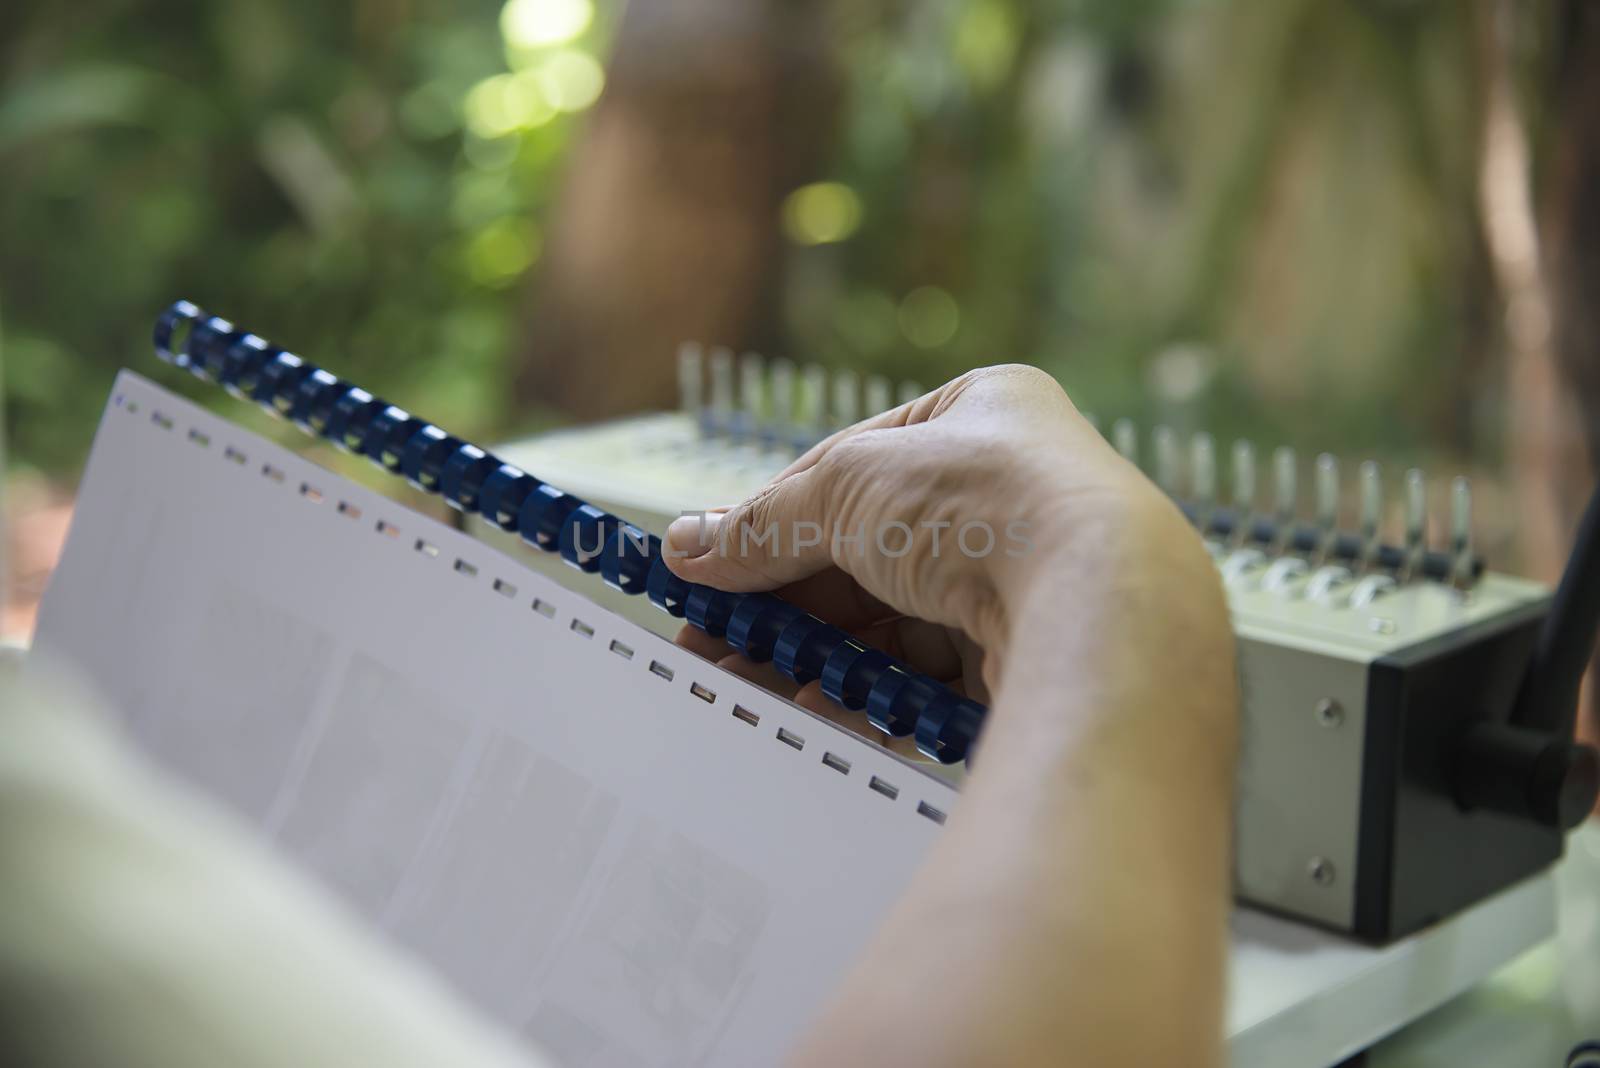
1228,872 -> 1555,1066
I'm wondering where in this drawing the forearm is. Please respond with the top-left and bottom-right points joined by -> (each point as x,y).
793,502 -> 1238,1066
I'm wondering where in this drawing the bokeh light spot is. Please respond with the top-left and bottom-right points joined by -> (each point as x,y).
1146,342 -> 1216,404
782,182 -> 863,245
464,72 -> 556,139
537,50 -> 605,112
956,2 -> 1020,91
466,218 -> 540,286
898,286 -> 960,348
501,0 -> 592,49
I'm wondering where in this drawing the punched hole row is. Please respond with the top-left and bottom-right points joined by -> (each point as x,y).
509,570 -> 940,819
171,405 -> 549,602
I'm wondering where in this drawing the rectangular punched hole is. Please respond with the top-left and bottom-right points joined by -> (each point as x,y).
689,682 -> 716,704
821,752 -> 851,775
916,801 -> 947,825
454,559 -> 478,578
649,660 -> 675,682
731,705 -> 760,727
570,618 -> 594,638
152,411 -> 174,430
261,464 -> 285,483
299,482 -> 323,503
337,500 -> 362,520
776,727 -> 805,752
493,578 -> 517,598
868,776 -> 900,801
188,428 -> 210,447
609,639 -> 634,660
531,598 -> 556,619
376,519 -> 400,538
415,538 -> 439,558
224,446 -> 247,465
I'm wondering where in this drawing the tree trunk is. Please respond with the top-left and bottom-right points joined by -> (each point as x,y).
512,0 -> 841,421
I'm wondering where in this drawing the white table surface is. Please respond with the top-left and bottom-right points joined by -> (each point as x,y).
1366,820 -> 1600,1067
1227,819 -> 1598,1067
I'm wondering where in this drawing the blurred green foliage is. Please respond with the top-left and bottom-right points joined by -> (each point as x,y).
0,0 -> 1515,486
1,0 -> 610,476
784,0 -> 1497,469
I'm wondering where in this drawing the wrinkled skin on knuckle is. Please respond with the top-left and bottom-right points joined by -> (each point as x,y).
811,434 -> 880,530
715,483 -> 790,574
820,431 -> 1024,632
735,486 -> 778,545
968,362 -> 1060,393
941,363 -> 1077,424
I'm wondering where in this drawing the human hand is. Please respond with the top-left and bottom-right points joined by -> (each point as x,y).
663,364 -> 1227,751
754,367 -> 1238,1067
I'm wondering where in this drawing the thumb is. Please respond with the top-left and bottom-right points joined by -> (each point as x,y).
663,466 -> 838,592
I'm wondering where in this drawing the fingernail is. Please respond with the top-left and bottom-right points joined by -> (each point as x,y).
666,513 -> 720,559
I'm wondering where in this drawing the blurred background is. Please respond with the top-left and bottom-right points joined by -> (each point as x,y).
2,0 -> 1598,643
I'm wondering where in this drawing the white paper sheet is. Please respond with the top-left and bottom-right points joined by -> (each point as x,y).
32,372 -> 956,1068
